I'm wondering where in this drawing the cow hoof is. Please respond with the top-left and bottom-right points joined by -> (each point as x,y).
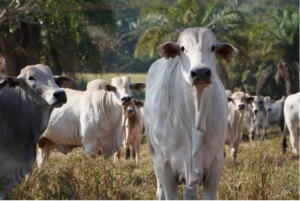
126,148 -> 130,160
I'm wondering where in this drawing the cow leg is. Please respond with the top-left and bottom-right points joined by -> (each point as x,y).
132,140 -> 140,164
263,126 -> 267,140
0,188 -> 9,200
154,162 -> 179,200
156,177 -> 165,200
83,138 -> 98,157
202,156 -> 224,200
289,124 -> 299,154
114,149 -> 121,163
37,139 -> 52,169
255,124 -> 261,139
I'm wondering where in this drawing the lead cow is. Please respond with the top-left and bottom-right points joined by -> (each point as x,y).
0,64 -> 75,199
37,77 -> 145,169
144,28 -> 239,199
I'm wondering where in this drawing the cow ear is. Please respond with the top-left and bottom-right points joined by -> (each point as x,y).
157,42 -> 180,60
0,77 -> 20,89
210,28 -> 217,35
130,83 -> 146,91
103,84 -> 115,92
245,96 -> 254,104
54,76 -> 76,88
215,43 -> 239,61
134,100 -> 144,108
228,97 -> 233,102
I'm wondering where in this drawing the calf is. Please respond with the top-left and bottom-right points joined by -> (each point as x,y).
226,92 -> 253,161
114,100 -> 144,163
251,95 -> 269,140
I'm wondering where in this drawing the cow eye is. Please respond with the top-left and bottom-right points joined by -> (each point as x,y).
211,45 -> 215,52
28,76 -> 35,80
181,46 -> 185,52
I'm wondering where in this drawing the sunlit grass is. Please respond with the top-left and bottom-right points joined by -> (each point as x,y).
9,126 -> 299,199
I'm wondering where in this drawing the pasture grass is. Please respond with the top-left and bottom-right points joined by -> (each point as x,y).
9,126 -> 299,200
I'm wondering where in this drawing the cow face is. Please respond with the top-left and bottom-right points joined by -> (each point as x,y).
251,96 -> 264,114
0,64 -> 75,108
157,28 -> 239,90
228,92 -> 254,113
263,96 -> 274,112
103,76 -> 146,106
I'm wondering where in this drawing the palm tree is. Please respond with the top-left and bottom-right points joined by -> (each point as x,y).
262,4 -> 299,95
134,0 -> 246,58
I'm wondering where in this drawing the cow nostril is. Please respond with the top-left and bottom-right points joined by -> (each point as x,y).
191,71 -> 197,78
205,70 -> 211,78
54,91 -> 60,98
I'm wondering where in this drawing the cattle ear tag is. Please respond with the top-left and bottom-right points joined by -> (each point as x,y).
227,53 -> 230,58
226,60 -> 231,63
139,88 -> 142,93
64,85 -> 70,89
63,81 -> 67,84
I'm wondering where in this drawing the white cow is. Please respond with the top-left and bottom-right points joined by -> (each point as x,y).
37,77 -> 145,169
226,92 -> 253,161
144,27 -> 239,199
0,64 -> 75,199
243,93 -> 255,139
268,96 -> 286,132
251,95 -> 269,140
114,99 -> 144,163
282,92 -> 299,154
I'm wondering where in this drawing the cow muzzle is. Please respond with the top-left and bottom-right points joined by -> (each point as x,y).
121,96 -> 131,105
238,104 -> 245,111
254,109 -> 258,114
190,68 -> 212,85
53,90 -> 67,107
126,109 -> 134,114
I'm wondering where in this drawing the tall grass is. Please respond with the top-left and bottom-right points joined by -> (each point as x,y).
10,127 -> 299,200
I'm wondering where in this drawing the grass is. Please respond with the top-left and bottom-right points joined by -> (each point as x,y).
9,126 -> 299,200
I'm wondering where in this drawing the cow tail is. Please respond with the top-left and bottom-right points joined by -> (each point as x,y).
126,148 -> 130,160
282,123 -> 288,154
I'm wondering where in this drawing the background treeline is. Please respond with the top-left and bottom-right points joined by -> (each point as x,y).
0,0 -> 299,98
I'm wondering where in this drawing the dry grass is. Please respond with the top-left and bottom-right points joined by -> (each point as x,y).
9,126 -> 299,200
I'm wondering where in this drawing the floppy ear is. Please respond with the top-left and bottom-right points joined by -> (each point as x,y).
157,42 -> 180,60
215,43 -> 239,61
130,83 -> 146,91
245,96 -> 254,104
0,76 -> 20,89
103,84 -> 115,92
54,76 -> 76,88
228,97 -> 233,102
133,100 -> 144,108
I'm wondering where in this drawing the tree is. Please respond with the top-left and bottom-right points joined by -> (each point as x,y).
0,0 -> 117,76
262,4 -> 299,95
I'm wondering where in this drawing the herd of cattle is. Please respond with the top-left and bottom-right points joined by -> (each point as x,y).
0,27 -> 299,200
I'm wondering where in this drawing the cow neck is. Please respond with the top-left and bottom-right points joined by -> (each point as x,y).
99,90 -> 123,132
167,58 -> 214,132
0,85 -> 52,162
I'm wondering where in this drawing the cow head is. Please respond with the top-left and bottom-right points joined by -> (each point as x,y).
228,92 -> 254,113
103,76 -> 146,106
0,64 -> 75,108
263,96 -> 274,112
157,28 -> 239,90
251,95 -> 264,114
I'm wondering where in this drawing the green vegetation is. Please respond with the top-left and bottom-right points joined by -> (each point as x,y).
9,126 -> 299,199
